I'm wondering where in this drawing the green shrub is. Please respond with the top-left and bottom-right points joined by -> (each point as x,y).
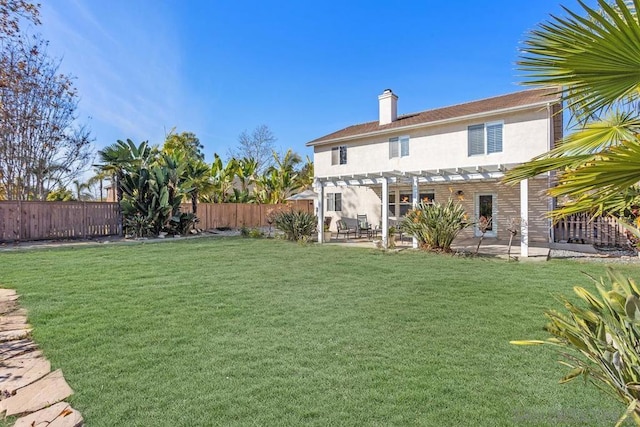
512,270 -> 640,425
168,212 -> 198,235
248,228 -> 264,239
240,226 -> 264,239
124,213 -> 153,238
400,199 -> 470,251
273,210 -> 317,242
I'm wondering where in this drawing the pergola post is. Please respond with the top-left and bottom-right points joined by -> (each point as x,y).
381,177 -> 389,249
317,182 -> 324,243
412,176 -> 418,249
520,179 -> 529,258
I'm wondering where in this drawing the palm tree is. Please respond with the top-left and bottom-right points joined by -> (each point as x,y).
87,168 -> 111,201
504,0 -> 640,225
96,139 -> 155,205
72,179 -> 93,201
96,139 -> 156,234
254,150 -> 303,204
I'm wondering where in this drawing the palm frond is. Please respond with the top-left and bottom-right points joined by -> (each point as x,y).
519,0 -> 640,116
504,111 -> 640,183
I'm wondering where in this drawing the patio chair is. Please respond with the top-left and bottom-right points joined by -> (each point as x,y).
356,214 -> 372,239
336,219 -> 356,239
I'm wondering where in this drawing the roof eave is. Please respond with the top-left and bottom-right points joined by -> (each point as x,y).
306,99 -> 558,147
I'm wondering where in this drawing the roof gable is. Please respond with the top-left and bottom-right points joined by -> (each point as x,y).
307,87 -> 560,146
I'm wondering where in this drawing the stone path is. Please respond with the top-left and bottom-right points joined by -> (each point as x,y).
0,289 -> 83,426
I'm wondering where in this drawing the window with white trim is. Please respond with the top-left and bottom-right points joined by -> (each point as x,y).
327,193 -> 342,211
468,121 -> 503,156
389,136 -> 410,158
331,145 -> 347,165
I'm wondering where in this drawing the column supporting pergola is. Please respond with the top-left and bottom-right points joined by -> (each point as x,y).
381,177 -> 389,249
316,181 -> 324,244
520,179 -> 529,258
412,176 -> 418,249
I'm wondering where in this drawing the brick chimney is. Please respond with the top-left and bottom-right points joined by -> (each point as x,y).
378,89 -> 398,125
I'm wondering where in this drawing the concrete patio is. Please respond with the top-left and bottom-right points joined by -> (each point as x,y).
324,235 -> 550,261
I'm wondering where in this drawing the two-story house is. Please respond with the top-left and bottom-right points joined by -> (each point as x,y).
307,87 -> 562,256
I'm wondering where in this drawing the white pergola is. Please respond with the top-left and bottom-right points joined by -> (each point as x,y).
314,164 -> 536,257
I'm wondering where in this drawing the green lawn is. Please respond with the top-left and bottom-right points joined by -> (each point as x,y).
0,237 -> 637,426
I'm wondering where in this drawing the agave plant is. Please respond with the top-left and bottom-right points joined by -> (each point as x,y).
400,199 -> 470,252
273,210 -> 317,242
512,270 -> 640,426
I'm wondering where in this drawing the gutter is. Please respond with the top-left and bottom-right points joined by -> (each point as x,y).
306,99 -> 558,147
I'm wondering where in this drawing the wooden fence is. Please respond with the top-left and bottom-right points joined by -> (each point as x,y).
181,200 -> 314,229
553,213 -> 630,246
0,200 -> 314,242
0,201 -> 120,242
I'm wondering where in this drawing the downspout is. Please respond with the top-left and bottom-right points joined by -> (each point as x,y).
547,102 -> 555,244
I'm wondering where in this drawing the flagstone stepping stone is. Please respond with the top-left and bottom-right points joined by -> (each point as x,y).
48,406 -> 83,427
0,290 -> 83,424
0,328 -> 31,343
0,314 -> 26,330
0,290 -> 17,299
13,402 -> 82,427
0,301 -> 18,315
0,369 -> 73,416
1,308 -> 27,318
0,320 -> 30,333
0,340 -> 37,361
0,355 -> 50,394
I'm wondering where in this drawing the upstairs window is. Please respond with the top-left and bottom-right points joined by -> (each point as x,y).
331,145 -> 347,165
389,136 -> 410,158
486,123 -> 503,154
327,193 -> 342,211
468,122 -> 503,156
468,124 -> 485,156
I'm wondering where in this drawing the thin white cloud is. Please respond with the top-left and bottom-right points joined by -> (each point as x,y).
39,0 -> 189,148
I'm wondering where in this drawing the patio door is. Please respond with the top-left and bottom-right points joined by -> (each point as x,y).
474,194 -> 497,237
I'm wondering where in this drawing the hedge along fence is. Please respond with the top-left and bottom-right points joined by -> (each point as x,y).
0,200 -> 315,242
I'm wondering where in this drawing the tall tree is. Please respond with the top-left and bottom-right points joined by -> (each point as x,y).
0,1 -> 39,40
207,154 -> 237,203
227,124 -> 277,174
72,179 -> 92,201
87,167 -> 111,202
163,130 -> 204,161
97,139 -> 155,234
162,130 -> 209,214
504,0 -> 640,223
0,32 -> 93,200
255,149 -> 303,204
97,139 -> 155,205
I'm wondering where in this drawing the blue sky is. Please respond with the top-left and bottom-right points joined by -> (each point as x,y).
38,0 -> 586,164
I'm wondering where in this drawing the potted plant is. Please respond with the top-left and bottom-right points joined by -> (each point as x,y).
322,217 -> 332,242
388,226 -> 397,247
323,223 -> 332,242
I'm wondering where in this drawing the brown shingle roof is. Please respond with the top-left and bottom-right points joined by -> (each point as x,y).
306,87 -> 560,146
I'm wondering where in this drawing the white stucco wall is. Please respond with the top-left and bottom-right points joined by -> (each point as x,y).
314,107 -> 551,177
